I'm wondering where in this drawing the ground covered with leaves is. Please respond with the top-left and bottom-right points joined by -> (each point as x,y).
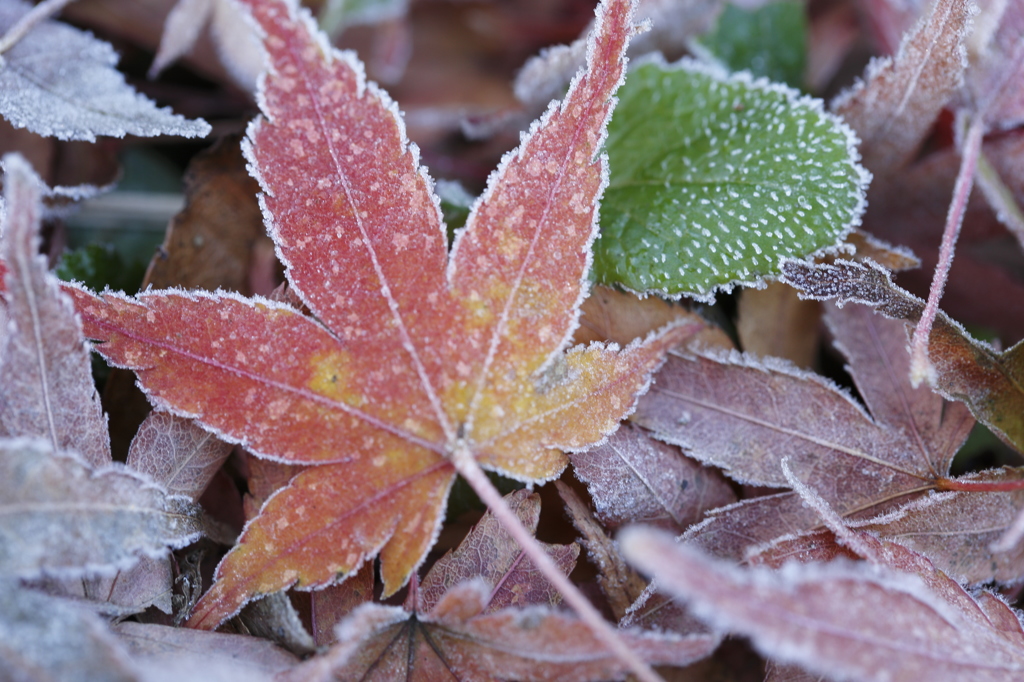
3,0 -> 1024,680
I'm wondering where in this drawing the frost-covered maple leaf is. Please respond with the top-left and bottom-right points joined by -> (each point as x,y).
65,0 -> 694,630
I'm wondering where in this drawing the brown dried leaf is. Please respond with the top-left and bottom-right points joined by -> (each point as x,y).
283,487 -> 717,679
419,489 -> 579,614
637,300 -> 973,560
127,411 -> 232,501
299,580 -> 718,682
0,153 -> 109,467
242,452 -> 307,521
747,528 -> 862,569
855,467 -> 1024,584
0,438 -> 204,579
569,422 -> 735,533
622,526 -> 1024,682
555,480 -> 647,621
311,561 -> 375,646
782,258 -> 1024,453
832,0 -> 974,175
84,555 -> 176,615
839,229 -> 921,271
737,282 -> 821,368
575,285 -> 718,347
142,134 -> 273,294
237,591 -> 316,656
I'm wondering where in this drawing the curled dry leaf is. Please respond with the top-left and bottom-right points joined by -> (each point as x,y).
556,480 -> 648,621
782,258 -> 1024,453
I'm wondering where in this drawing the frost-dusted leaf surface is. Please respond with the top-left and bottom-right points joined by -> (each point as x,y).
831,0 -> 973,175
622,526 -> 1024,682
67,0 -> 688,629
0,0 -> 210,141
638,301 -> 973,558
569,421 -> 735,532
782,258 -> 1024,452
0,153 -> 110,467
694,0 -> 808,88
962,0 -> 1024,129
0,578 -> 137,682
854,468 -> 1024,584
0,438 -> 204,578
306,581 -> 718,682
288,489 -> 714,681
419,489 -> 579,613
116,621 -> 298,681
127,411 -> 232,500
594,58 -> 868,297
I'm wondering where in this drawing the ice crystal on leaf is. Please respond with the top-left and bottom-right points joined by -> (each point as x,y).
0,0 -> 210,141
594,57 -> 869,299
64,0 -> 697,629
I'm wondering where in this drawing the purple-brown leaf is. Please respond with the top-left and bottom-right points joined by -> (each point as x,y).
832,0 -> 974,175
127,411 -> 232,501
296,580 -> 718,682
418,488 -> 579,614
0,153 -> 109,467
622,526 -> 1024,682
570,421 -> 735,532
643,298 -> 974,559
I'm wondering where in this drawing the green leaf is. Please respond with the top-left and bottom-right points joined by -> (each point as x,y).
436,179 -> 475,244
594,59 -> 868,299
56,243 -> 145,295
693,1 -> 807,89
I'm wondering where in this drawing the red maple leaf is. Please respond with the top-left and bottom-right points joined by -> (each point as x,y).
64,0 -> 695,646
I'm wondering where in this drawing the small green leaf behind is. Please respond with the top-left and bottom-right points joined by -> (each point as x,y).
594,58 -> 869,300
692,1 -> 808,89
56,243 -> 146,295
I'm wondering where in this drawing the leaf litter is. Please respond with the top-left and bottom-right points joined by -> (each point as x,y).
5,0 -> 1024,678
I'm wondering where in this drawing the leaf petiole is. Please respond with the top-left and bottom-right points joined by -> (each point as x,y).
451,445 -> 664,682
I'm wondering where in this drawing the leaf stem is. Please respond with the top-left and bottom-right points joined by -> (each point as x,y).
909,113 -> 985,386
451,446 -> 663,682
935,477 -> 1024,492
0,0 -> 78,56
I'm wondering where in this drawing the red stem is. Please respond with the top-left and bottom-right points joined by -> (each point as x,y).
452,446 -> 663,682
909,114 -> 985,386
935,477 -> 1024,492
